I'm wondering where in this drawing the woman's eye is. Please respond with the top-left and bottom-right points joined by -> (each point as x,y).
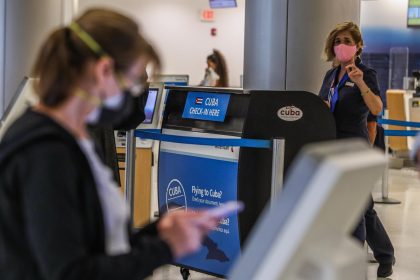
345,39 -> 353,45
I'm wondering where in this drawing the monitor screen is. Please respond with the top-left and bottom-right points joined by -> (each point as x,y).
152,75 -> 189,86
408,0 -> 420,27
143,88 -> 159,124
209,0 -> 237,9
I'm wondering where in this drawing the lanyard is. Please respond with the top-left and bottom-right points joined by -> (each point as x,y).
328,70 -> 349,113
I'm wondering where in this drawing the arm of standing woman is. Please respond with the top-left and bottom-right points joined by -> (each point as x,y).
345,63 -> 383,116
367,121 -> 377,145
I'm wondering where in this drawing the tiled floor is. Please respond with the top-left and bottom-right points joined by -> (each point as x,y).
367,168 -> 420,280
149,168 -> 420,280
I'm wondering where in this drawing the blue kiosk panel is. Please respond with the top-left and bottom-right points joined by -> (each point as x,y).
158,90 -> 242,277
158,137 -> 241,276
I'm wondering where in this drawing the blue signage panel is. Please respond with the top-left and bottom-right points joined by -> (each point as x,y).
158,151 -> 240,277
182,92 -> 230,122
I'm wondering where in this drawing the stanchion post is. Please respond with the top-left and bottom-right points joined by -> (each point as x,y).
382,134 -> 390,199
125,129 -> 136,224
375,111 -> 401,204
271,138 -> 285,206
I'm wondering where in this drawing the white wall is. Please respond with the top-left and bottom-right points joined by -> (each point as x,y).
360,0 -> 420,53
78,0 -> 245,87
286,0 -> 360,93
3,0 -> 63,114
361,0 -> 408,28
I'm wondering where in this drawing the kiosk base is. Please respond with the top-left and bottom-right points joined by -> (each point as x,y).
374,197 -> 401,205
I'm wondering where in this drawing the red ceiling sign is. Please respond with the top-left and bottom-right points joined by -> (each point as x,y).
201,9 -> 215,22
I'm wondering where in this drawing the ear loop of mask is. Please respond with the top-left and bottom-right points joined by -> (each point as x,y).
74,89 -> 102,107
116,73 -> 145,97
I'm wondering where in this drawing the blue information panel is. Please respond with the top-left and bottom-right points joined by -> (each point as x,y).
158,142 -> 240,277
182,92 -> 230,122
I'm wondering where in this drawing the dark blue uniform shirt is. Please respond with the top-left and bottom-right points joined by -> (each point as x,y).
319,58 -> 381,140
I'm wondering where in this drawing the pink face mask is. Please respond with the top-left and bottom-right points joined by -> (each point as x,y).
334,44 -> 357,63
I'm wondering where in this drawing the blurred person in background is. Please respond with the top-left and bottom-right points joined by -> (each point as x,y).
200,49 -> 229,87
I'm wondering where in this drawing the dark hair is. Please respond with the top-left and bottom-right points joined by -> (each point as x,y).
32,8 -> 160,107
207,49 -> 228,87
323,21 -> 364,62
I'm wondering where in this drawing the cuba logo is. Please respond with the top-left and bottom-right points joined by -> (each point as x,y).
277,106 -> 303,122
166,179 -> 188,212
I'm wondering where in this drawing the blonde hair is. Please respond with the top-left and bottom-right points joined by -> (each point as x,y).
323,21 -> 364,62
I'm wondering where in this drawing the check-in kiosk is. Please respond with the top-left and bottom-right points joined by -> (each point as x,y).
156,86 -> 336,277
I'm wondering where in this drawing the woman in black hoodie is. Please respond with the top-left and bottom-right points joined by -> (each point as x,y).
0,8 -> 217,280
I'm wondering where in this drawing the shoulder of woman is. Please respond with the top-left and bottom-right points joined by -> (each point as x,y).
362,67 -> 378,81
326,67 -> 337,76
322,68 -> 335,82
357,61 -> 377,75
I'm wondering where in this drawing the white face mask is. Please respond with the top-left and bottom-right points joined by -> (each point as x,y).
104,92 -> 125,109
86,92 -> 125,125
86,107 -> 101,124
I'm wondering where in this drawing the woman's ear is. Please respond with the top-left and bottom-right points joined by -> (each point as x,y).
357,43 -> 363,55
93,57 -> 114,85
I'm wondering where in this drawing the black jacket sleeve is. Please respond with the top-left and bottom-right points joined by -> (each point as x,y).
130,222 -> 174,256
19,140 -> 172,280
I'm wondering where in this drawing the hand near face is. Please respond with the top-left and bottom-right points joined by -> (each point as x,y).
345,63 -> 364,85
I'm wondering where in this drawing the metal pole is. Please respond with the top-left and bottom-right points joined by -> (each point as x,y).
243,0 -> 360,93
0,0 -> 5,116
60,0 -> 78,26
375,110 -> 401,204
271,138 -> 285,206
243,0 -> 288,91
72,0 -> 79,15
125,130 -> 136,223
382,134 -> 390,199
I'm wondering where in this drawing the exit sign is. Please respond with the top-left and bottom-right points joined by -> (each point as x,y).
201,9 -> 215,22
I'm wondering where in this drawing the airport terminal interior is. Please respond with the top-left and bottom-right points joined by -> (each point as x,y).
1,0 -> 420,279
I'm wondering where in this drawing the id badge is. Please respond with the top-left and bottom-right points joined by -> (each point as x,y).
328,88 -> 334,104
